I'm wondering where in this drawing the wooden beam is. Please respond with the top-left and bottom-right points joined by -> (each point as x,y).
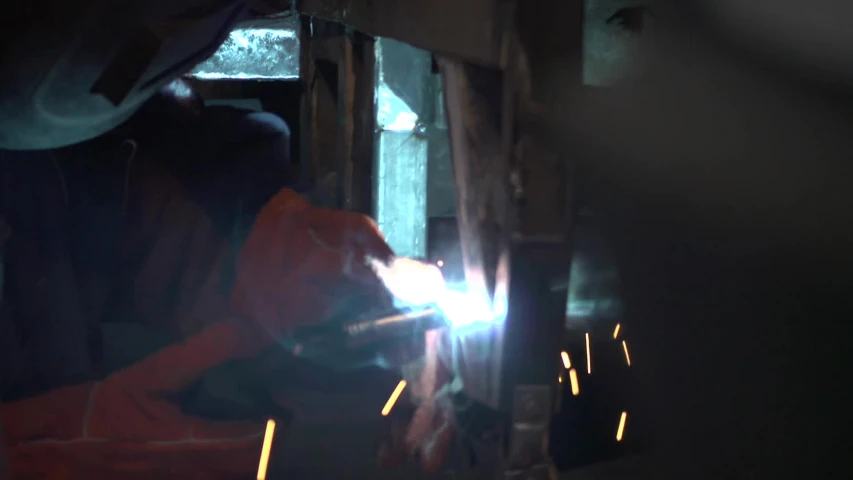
298,0 -> 508,67
298,16 -> 376,212
348,31 -> 376,215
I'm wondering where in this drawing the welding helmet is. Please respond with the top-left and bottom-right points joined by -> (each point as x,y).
0,0 -> 248,150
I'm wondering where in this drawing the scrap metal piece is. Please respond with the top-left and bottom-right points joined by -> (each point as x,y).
189,17 -> 300,80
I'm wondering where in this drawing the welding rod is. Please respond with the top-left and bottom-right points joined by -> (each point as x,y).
343,307 -> 441,336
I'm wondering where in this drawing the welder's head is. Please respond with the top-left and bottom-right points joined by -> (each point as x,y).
130,78 -> 205,129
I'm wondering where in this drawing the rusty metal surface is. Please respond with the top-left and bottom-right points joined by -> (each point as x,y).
433,3 -> 582,479
438,58 -> 510,412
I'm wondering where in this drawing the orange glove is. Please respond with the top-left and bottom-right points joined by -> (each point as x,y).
2,188 -> 398,479
231,188 -> 395,336
1,322 -> 275,480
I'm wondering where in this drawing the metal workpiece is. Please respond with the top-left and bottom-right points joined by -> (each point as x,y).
438,59 -> 511,329
436,2 -> 582,477
438,54 -> 572,480
188,16 -> 300,80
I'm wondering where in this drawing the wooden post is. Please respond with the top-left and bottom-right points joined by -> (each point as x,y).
348,31 -> 376,215
298,17 -> 375,213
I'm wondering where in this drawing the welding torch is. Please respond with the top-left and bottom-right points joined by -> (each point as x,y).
291,305 -> 446,360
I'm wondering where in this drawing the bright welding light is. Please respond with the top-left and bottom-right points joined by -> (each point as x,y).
435,286 -> 502,328
372,257 -> 446,308
372,256 -> 503,329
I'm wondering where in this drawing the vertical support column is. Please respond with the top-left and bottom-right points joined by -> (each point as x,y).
348,31 -> 376,215
372,38 -> 431,258
298,17 -> 376,214
298,15 -> 319,199
307,19 -> 344,206
438,1 -> 582,479
337,30 -> 355,211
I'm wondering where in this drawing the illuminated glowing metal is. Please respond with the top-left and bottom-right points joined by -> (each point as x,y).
613,323 -> 621,339
256,419 -> 276,480
586,332 -> 592,374
622,340 -> 632,366
381,380 -> 408,416
189,17 -> 300,80
561,351 -> 572,369
569,369 -> 580,396
439,47 -> 575,477
371,257 -> 446,308
616,411 -> 627,442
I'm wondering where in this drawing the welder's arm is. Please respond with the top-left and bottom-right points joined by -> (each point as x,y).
0,188 -> 403,479
231,188 -> 397,332
236,188 -> 459,473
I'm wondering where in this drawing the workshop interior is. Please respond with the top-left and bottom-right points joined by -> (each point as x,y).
1,0 -> 849,479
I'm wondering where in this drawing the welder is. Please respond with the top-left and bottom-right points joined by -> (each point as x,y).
0,80 -> 456,479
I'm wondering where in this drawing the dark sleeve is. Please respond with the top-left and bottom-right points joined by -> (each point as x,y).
192,109 -> 295,293
227,111 -> 293,221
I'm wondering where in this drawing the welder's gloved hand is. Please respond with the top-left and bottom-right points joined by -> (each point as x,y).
379,329 -> 457,473
1,321 -> 280,480
231,188 -> 396,336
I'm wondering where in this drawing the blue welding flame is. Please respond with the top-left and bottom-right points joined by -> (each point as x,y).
433,283 -> 506,330
375,257 -> 504,330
